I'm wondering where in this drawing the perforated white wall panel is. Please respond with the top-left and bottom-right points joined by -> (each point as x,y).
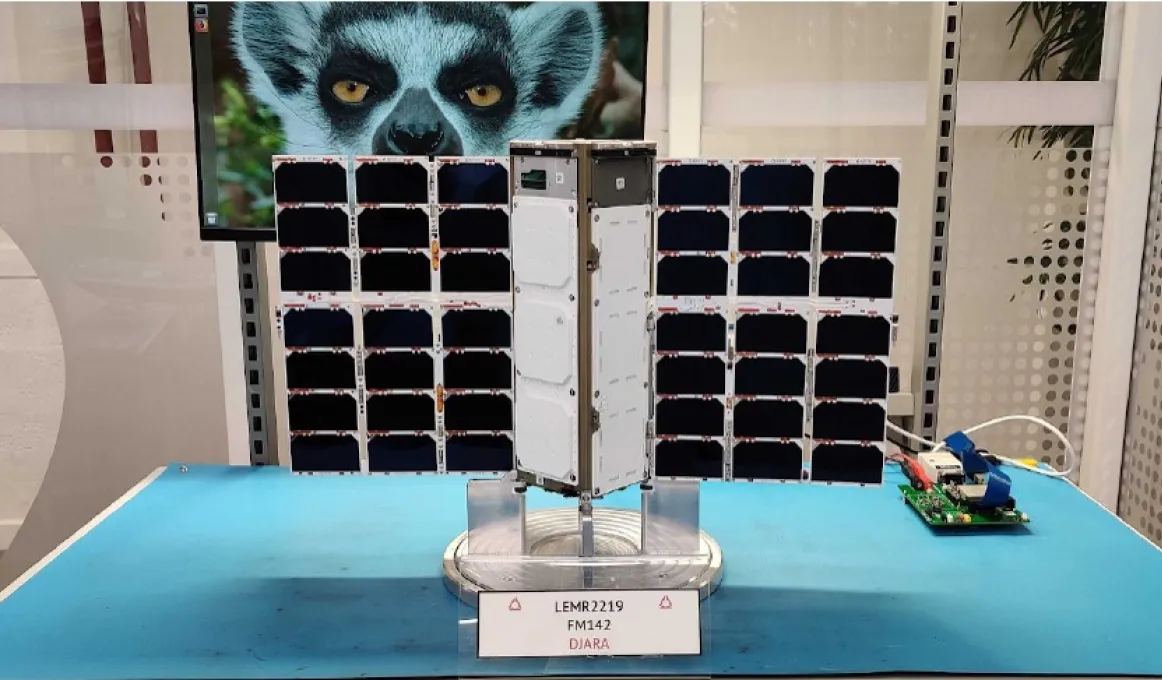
938,130 -> 1093,470
1119,135 -> 1162,544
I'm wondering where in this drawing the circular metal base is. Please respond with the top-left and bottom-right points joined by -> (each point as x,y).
443,507 -> 724,606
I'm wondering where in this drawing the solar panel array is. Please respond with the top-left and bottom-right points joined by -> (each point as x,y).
652,159 -> 900,484
272,154 -> 898,483
274,155 -> 516,475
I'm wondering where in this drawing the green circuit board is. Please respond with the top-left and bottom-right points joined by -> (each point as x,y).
900,484 -> 1030,527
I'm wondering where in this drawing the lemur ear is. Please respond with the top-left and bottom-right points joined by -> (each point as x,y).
232,2 -> 329,95
509,3 -> 605,110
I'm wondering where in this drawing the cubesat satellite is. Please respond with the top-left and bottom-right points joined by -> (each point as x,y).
271,140 -> 900,604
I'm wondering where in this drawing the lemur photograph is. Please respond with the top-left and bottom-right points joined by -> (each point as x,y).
201,1 -> 649,228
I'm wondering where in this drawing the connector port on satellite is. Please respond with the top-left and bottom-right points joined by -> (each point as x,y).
520,169 -> 547,190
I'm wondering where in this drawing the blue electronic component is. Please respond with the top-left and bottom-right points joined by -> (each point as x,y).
942,431 -> 1013,509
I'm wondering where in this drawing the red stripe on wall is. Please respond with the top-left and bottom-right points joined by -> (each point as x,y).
126,2 -> 158,153
80,2 -> 114,154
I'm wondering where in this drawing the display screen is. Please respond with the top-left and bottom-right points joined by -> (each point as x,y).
188,1 -> 650,239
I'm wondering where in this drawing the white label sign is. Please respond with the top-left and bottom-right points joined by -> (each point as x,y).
477,590 -> 701,658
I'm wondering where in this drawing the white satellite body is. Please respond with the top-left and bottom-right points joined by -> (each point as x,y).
509,140 -> 656,498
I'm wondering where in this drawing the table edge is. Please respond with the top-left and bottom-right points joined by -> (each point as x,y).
2,464 -> 1159,602
0,465 -> 167,604
462,675 -> 1162,680
1073,480 -> 1162,557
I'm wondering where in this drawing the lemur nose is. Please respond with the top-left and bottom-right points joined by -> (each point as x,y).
387,123 -> 444,155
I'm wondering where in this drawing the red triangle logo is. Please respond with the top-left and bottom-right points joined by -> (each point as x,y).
508,597 -> 522,612
659,595 -> 673,610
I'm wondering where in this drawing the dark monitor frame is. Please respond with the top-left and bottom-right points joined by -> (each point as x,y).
188,1 -> 652,243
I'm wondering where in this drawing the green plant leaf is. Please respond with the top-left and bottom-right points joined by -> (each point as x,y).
1007,2 -> 1103,151
1007,3 -> 1033,47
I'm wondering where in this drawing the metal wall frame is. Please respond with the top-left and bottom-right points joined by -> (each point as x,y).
1067,3 -> 1123,485
916,2 -> 962,441
236,241 -> 275,466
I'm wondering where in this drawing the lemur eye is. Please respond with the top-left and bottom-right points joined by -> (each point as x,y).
331,80 -> 370,104
463,84 -> 503,108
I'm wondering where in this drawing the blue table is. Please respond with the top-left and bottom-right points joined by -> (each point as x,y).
1,463 -> 1160,679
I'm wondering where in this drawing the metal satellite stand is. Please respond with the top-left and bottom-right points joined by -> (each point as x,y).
442,140 -> 724,605
442,475 -> 724,606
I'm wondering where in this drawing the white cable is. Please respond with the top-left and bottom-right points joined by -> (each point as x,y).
886,420 -> 938,448
886,416 -> 1076,480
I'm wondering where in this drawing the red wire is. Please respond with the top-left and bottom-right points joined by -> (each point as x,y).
889,452 -> 933,490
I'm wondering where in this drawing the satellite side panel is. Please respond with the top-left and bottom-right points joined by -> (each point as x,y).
511,195 -> 579,485
591,204 -> 653,496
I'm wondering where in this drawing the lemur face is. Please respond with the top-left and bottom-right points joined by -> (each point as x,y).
232,2 -> 605,156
